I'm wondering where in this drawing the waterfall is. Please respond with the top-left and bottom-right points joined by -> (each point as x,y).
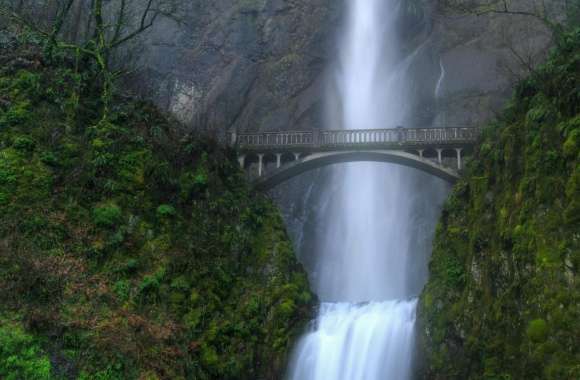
287,0 -> 445,379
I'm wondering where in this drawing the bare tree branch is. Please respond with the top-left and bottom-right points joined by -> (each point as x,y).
441,0 -> 559,30
111,0 -> 127,45
50,0 -> 75,41
1,0 -> 182,120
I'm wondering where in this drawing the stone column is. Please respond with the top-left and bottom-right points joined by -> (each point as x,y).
238,155 -> 246,168
276,153 -> 282,168
258,154 -> 264,177
436,148 -> 443,165
418,149 -> 424,158
455,148 -> 463,170
293,152 -> 301,161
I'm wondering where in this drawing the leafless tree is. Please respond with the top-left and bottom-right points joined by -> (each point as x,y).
440,0 -> 579,30
0,0 -> 181,119
439,0 -> 578,81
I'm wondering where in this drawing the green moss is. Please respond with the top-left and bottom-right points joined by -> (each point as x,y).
156,204 -> 176,218
93,203 -> 123,228
0,317 -> 51,380
420,29 -> 580,379
526,319 -> 548,343
0,35 -> 314,379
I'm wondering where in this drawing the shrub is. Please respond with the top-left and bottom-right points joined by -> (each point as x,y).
527,319 -> 548,343
0,320 -> 51,380
13,136 -> 36,152
93,203 -> 122,228
156,204 -> 176,218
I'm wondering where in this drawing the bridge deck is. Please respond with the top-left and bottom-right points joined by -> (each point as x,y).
232,126 -> 481,190
233,127 -> 480,152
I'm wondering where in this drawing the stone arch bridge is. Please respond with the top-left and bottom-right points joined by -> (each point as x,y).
232,127 -> 481,191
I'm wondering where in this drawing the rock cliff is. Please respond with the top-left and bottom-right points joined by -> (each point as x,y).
134,0 -> 557,135
419,28 -> 580,379
132,0 -> 339,134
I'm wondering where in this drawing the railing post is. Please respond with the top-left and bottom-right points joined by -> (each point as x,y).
396,126 -> 404,144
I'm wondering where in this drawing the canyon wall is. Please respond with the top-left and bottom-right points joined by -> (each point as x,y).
133,0 -> 555,135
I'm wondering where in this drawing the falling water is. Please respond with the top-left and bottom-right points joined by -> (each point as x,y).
287,0 -> 439,379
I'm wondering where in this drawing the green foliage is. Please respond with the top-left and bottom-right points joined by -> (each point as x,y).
93,203 -> 123,228
0,37 -> 314,379
421,29 -> 580,379
156,204 -> 176,218
0,318 -> 51,380
13,136 -> 36,152
526,319 -> 548,343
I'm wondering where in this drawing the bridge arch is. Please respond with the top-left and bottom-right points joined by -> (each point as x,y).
252,150 -> 460,191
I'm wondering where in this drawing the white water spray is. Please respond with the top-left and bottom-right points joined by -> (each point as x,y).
287,0 -> 439,379
435,58 -> 446,99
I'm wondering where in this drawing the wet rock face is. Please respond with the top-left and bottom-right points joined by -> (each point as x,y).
429,0 -> 555,127
119,0 -> 560,135
132,0 -> 340,134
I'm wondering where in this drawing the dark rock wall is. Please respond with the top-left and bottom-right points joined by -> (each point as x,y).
165,0 -> 555,131
131,0 -> 340,134
429,0 -> 555,127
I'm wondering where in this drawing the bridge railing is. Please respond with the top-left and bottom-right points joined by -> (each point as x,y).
236,131 -> 314,146
234,127 -> 480,150
404,127 -> 480,143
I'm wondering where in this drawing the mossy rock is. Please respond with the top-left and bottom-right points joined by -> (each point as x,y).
420,28 -> 580,380
0,37 -> 314,379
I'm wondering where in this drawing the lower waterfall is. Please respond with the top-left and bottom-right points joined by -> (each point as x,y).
286,0 -> 446,379
288,300 -> 417,380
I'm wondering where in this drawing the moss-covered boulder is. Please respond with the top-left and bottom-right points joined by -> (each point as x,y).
420,29 -> 580,379
0,36 -> 313,379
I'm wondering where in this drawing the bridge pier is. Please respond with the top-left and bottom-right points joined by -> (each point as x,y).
258,154 -> 264,177
455,148 -> 463,170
